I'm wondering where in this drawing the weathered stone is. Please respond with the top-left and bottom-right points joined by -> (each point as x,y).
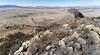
68,31 -> 79,41
43,30 -> 50,35
62,24 -> 69,28
85,25 -> 94,30
67,41 -> 74,47
89,31 -> 100,44
74,43 -> 81,49
46,45 -> 53,50
49,51 -> 53,55
67,47 -> 73,52
14,40 -> 32,55
22,41 -> 31,48
71,31 -> 79,38
44,52 -> 49,55
58,39 -> 66,48
51,48 -> 56,52
34,35 -> 39,40
78,38 -> 86,45
81,45 -> 88,55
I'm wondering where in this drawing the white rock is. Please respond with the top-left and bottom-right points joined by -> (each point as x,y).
78,38 -> 86,45
46,45 -> 52,50
43,30 -> 50,35
36,53 -> 39,55
14,51 -> 27,55
34,35 -> 39,40
80,24 -> 85,27
85,25 -> 93,30
14,47 -> 23,55
51,48 -> 56,52
63,24 -> 69,28
58,39 -> 66,48
72,31 -> 79,38
14,40 -> 32,55
22,41 -> 31,48
28,32 -> 32,35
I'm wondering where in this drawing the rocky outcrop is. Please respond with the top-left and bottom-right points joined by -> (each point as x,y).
1,17 -> 100,55
13,21 -> 100,55
68,8 -> 84,19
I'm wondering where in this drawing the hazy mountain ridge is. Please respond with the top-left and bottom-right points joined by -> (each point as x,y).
0,5 -> 19,8
0,5 -> 100,9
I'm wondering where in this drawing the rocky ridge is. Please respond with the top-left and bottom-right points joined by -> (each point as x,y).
12,19 -> 100,55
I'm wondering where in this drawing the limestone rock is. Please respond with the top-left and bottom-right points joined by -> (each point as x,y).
85,25 -> 93,30
46,45 -> 54,50
58,39 -> 66,48
62,24 -> 69,28
44,52 -> 49,55
34,35 -> 39,40
43,30 -> 50,35
67,47 -> 73,53
68,31 -> 79,41
14,40 -> 31,55
89,31 -> 100,44
78,38 -> 86,45
74,43 -> 81,49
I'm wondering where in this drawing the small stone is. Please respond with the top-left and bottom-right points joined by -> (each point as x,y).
23,52 -> 27,55
78,38 -> 86,45
85,25 -> 93,30
67,41 -> 74,47
72,31 -> 79,38
46,45 -> 52,50
43,30 -> 50,35
67,47 -> 73,52
50,51 -> 53,55
44,52 -> 49,55
58,39 -> 66,48
54,54 -> 57,55
74,43 -> 81,49
51,48 -> 56,52
68,31 -> 79,41
81,45 -> 88,55
63,24 -> 69,28
22,41 -> 31,48
36,53 -> 39,55
34,35 -> 39,40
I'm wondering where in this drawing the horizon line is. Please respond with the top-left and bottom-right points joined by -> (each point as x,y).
0,4 -> 100,7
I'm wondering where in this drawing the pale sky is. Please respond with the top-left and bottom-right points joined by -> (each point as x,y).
0,0 -> 100,6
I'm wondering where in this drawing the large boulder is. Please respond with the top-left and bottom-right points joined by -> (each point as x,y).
68,8 -> 84,19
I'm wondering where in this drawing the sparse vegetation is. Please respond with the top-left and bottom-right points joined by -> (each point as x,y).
0,7 -> 100,55
0,32 -> 33,55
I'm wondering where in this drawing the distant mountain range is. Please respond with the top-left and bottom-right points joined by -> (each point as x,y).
0,5 -> 22,8
0,5 -> 100,9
